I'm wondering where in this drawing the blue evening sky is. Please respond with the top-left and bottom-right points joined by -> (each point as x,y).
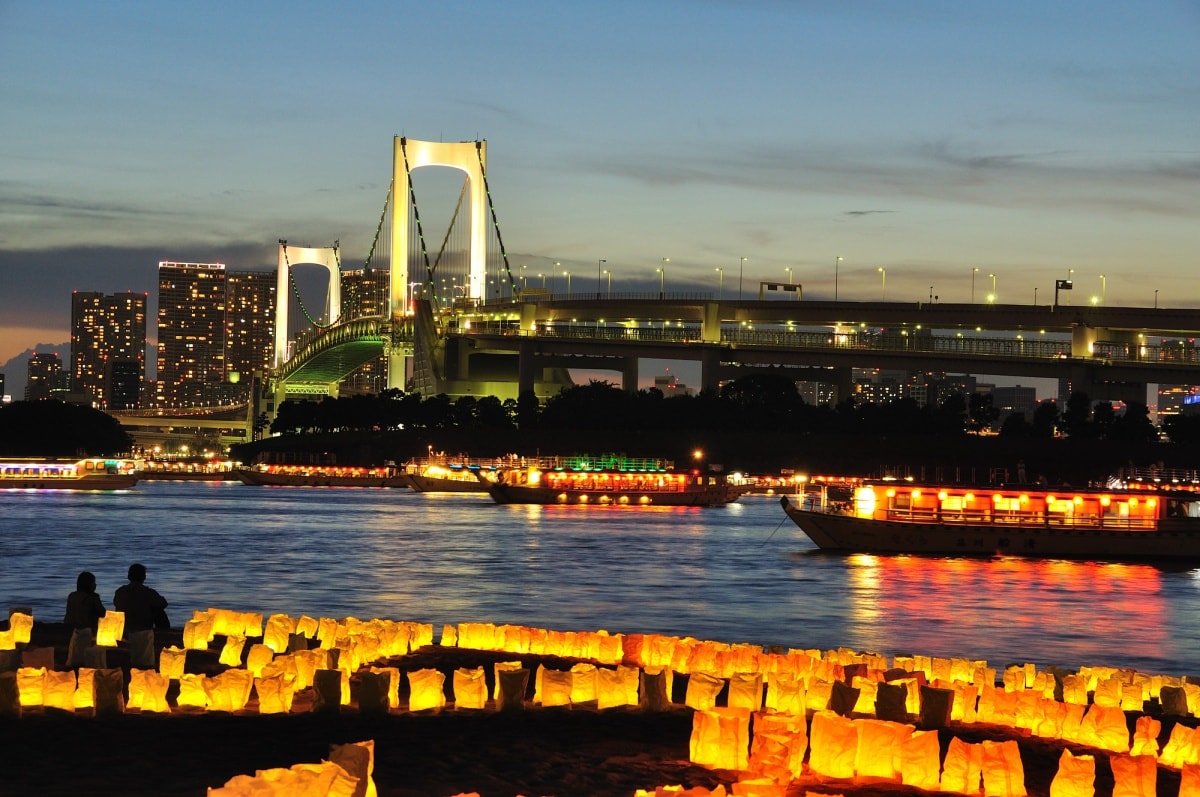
2,1 -> 1198,385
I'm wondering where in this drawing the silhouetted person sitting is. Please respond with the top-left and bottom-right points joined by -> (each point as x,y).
64,570 -> 106,631
113,563 -> 169,632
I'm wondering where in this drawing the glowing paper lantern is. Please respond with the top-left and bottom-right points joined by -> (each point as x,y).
96,611 -> 124,648
940,737 -> 983,795
255,672 -> 295,714
264,614 -> 295,653
728,672 -> 764,713
618,664 -> 641,706
42,669 -> 76,711
729,777 -> 786,796
1161,723 -> 1200,769
569,663 -> 598,704
1110,754 -> 1158,797
685,672 -> 725,711
805,680 -> 833,712
597,666 -> 628,709
1049,749 -> 1094,797
1035,698 -> 1067,740
206,668 -> 253,712
539,667 -> 573,708
16,667 -> 45,707
177,673 -> 208,708
73,668 -> 95,709
159,645 -> 187,680
128,668 -> 170,713
855,718 -> 913,782
808,710 -> 858,779
899,729 -> 941,790
406,668 -> 446,712
1079,704 -> 1130,753
1093,678 -> 1122,708
689,707 -> 751,771
1015,690 -> 1043,731
453,667 -> 487,710
182,617 -> 213,650
1131,715 -> 1161,757
246,643 -> 275,677
981,739 -> 1027,797
1059,703 -> 1087,745
8,612 -> 33,645
749,714 -> 806,779
766,673 -> 804,716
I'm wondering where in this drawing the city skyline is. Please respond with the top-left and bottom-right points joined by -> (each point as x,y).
3,2 -> 1199,369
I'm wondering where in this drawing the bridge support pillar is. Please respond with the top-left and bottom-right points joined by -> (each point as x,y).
621,358 -> 639,392
1071,325 -> 1097,357
700,348 -> 722,393
831,367 -> 853,404
517,340 -> 536,397
701,303 -> 721,343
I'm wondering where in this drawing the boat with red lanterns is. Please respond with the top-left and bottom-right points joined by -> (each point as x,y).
780,478 -> 1200,560
484,454 -> 746,507
233,463 -> 408,488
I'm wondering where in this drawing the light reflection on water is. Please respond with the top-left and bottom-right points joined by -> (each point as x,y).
2,481 -> 1199,675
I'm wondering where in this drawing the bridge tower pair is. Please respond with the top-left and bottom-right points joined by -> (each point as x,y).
273,138 -> 491,391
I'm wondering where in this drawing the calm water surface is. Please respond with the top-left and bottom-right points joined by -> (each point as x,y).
3,481 -> 1199,676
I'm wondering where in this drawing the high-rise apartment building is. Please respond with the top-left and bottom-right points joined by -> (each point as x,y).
25,353 -> 64,401
338,267 -> 389,395
225,270 -> 277,390
70,290 -> 148,409
156,262 -> 228,407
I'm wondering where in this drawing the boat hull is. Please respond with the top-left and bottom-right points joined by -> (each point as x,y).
781,498 -> 1200,561
234,470 -> 408,488
487,483 -> 741,507
404,473 -> 488,493
2,474 -> 138,490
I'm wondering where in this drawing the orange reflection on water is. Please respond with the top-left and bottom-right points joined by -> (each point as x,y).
846,555 -> 1168,668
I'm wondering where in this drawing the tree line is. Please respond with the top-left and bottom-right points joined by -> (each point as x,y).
266,375 -> 1177,443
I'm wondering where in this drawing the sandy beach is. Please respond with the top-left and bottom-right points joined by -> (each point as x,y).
0,623 -> 1188,797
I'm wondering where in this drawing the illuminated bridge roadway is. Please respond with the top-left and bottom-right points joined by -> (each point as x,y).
273,295 -> 1200,404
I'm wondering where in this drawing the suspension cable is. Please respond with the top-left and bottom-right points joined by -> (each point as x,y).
400,138 -> 435,296
477,140 -> 516,299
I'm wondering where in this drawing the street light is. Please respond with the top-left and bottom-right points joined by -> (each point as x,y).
715,267 -> 724,300
553,262 -> 561,295
597,259 -> 606,299
520,264 -> 527,290
739,256 -> 747,301
835,256 -> 842,301
878,267 -> 886,301
538,273 -> 545,289
563,270 -> 571,298
1068,268 -> 1074,306
1099,274 -> 1106,305
785,266 -> 793,285
659,257 -> 669,299
988,273 -> 996,303
602,269 -> 612,299
972,267 -> 979,303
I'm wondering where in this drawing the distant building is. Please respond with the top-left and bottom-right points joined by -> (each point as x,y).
1159,385 -> 1200,419
224,269 -> 277,398
71,290 -> 148,409
992,385 -> 1040,425
654,372 -> 693,396
157,262 -> 228,407
25,353 -> 64,401
339,267 -> 389,395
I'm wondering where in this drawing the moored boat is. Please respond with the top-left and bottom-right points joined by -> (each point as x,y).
234,463 -> 408,488
485,454 -> 746,507
1,457 -> 139,490
780,478 -> 1200,560
401,454 -> 511,493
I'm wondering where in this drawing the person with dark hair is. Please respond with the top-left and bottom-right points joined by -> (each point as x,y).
64,571 -> 106,631
113,563 -> 169,632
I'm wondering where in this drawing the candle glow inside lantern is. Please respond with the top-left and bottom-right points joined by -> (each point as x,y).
264,614 -> 295,653
406,668 -> 446,712
16,667 -> 45,707
206,668 -> 253,712
940,737 -> 983,795
728,672 -> 764,713
159,646 -> 187,680
538,667 -> 573,707
453,667 -> 487,710
96,611 -> 125,648
685,672 -> 725,711
855,718 -> 914,782
183,617 -> 214,650
246,643 -> 275,677
177,674 -> 208,708
689,706 -> 751,771
255,672 -> 295,714
899,729 -> 941,790
8,612 -> 33,645
1110,754 -> 1160,796
73,668 -> 95,709
127,668 -> 170,713
807,710 -> 857,779
1050,749 -> 1094,797
42,669 -> 76,711
569,663 -> 598,704
981,738 -> 1027,797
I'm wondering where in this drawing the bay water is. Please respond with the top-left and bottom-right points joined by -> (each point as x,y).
3,480 -> 1198,677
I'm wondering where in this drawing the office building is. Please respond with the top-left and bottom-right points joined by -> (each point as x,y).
339,267 -> 389,395
70,290 -> 148,409
157,262 -> 228,407
25,353 -> 64,401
